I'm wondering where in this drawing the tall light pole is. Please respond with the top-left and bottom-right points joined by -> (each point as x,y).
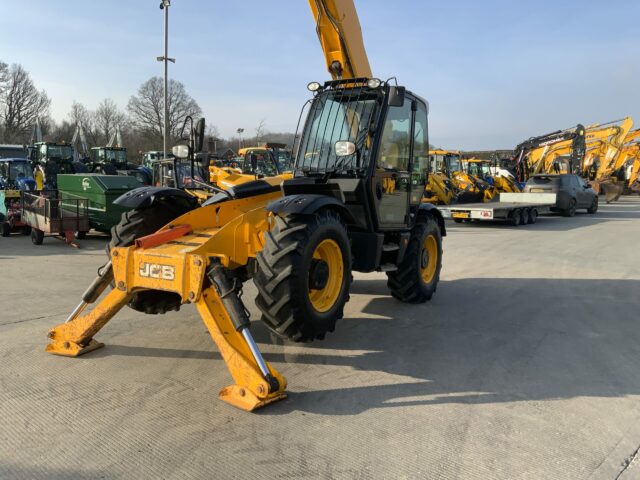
157,0 -> 175,160
237,128 -> 244,151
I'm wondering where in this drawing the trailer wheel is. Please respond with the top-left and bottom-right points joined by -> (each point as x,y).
510,209 -> 522,226
1,222 -> 10,237
75,231 -> 88,240
521,209 -> 530,225
31,229 -> 44,245
254,209 -> 352,342
108,198 -> 194,314
453,218 -> 463,224
387,215 -> 442,303
529,208 -> 538,224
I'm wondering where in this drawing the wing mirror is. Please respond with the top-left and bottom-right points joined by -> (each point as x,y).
388,86 -> 405,107
194,117 -> 205,152
335,141 -> 356,156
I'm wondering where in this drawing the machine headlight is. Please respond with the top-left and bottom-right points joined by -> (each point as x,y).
367,78 -> 382,88
307,81 -> 321,92
335,141 -> 356,157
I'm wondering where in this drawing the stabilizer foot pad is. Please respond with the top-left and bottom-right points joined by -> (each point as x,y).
219,384 -> 287,412
45,339 -> 105,357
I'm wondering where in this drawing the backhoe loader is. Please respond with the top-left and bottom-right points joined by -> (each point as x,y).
423,150 -> 458,204
46,0 -> 446,412
430,150 -> 494,203
464,158 -> 520,194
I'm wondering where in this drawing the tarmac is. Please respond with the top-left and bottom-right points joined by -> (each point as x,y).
1,196 -> 639,480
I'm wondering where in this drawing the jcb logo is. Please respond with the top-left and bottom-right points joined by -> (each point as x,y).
139,262 -> 175,280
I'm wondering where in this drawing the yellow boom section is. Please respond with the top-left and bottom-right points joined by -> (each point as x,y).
308,0 -> 372,79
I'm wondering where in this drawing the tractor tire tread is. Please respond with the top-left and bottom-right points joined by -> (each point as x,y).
387,215 -> 442,304
254,209 -> 351,342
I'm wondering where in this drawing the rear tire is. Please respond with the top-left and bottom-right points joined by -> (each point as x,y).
1,222 -> 10,237
521,208 -> 530,225
387,215 -> 442,303
108,198 -> 194,314
31,229 -> 44,245
587,196 -> 598,214
529,208 -> 538,224
564,199 -> 577,217
254,209 -> 352,342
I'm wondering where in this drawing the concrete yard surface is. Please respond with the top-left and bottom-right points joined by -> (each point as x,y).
1,197 -> 640,479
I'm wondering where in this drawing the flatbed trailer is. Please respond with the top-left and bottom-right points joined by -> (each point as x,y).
439,193 -> 557,226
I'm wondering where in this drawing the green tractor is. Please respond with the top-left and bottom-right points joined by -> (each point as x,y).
28,142 -> 88,189
88,147 -> 151,185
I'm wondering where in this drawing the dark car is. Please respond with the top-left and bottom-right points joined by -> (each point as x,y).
523,174 -> 598,217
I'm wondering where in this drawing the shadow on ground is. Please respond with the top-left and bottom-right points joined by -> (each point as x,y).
89,277 -> 640,416
255,277 -> 640,415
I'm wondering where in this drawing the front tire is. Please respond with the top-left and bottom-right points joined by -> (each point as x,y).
387,215 -> 442,303
587,196 -> 598,214
254,209 -> 352,342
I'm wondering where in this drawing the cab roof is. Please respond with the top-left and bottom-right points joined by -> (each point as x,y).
0,158 -> 29,163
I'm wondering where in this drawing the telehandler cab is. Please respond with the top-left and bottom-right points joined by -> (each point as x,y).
45,0 -> 446,412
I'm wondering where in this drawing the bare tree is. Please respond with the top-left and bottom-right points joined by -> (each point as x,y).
0,61 -> 8,98
94,98 -> 127,145
254,119 -> 267,144
127,77 -> 201,144
68,101 -> 98,145
0,64 -> 50,143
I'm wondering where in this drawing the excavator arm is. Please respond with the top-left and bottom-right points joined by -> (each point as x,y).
308,0 -> 372,79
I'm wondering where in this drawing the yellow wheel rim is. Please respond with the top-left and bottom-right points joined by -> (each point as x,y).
420,235 -> 438,284
308,238 -> 344,313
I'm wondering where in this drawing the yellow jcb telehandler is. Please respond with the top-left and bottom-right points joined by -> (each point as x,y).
45,0 -> 446,412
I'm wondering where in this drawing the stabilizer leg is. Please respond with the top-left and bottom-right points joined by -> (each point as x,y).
195,285 -> 287,412
46,263 -> 131,356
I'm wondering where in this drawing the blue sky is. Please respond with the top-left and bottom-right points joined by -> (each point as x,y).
1,0 -> 638,149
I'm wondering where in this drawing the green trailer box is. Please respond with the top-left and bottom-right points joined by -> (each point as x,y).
57,174 -> 143,233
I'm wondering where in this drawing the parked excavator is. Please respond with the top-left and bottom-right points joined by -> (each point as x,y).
46,0 -> 446,412
580,117 -> 633,202
511,124 -> 587,182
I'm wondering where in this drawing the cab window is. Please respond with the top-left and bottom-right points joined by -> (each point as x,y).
413,102 -> 429,175
377,100 -> 413,171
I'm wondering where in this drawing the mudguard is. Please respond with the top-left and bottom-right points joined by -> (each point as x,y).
113,186 -> 198,209
418,203 -> 446,237
267,194 -> 356,223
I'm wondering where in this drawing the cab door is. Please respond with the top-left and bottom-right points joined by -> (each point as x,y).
373,96 -> 414,229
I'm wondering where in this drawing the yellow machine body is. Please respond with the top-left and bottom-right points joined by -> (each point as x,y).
46,190 -> 289,411
46,0 -> 387,412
